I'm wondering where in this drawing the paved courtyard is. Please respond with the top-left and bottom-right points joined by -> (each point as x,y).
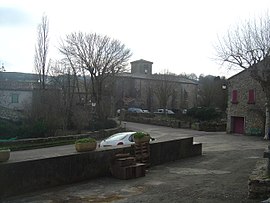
3,122 -> 270,203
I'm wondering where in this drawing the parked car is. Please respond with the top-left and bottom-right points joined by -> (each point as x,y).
142,109 -> 150,113
154,109 -> 175,115
116,108 -> 126,116
128,107 -> 143,113
99,131 -> 155,147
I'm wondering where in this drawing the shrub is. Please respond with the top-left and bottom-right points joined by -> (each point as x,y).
187,107 -> 221,121
199,121 -> 226,132
18,120 -> 49,138
75,138 -> 96,144
89,119 -> 117,131
133,132 -> 149,139
0,119 -> 20,139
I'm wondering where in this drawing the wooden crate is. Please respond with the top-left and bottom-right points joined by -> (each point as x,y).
115,157 -> 136,167
133,143 -> 150,167
111,163 -> 146,180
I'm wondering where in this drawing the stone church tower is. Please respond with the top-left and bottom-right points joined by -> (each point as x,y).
130,59 -> 153,75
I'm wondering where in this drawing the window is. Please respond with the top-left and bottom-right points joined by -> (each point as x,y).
11,94 -> 19,103
231,90 -> 238,104
248,89 -> 255,104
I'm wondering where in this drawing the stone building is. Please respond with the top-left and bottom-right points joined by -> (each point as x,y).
0,72 -> 43,110
0,72 -> 40,120
0,80 -> 34,111
226,70 -> 265,135
0,60 -> 198,120
115,59 -> 198,112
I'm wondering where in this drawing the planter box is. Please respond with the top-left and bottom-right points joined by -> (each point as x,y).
134,136 -> 150,144
75,142 -> 96,152
0,149 -> 10,162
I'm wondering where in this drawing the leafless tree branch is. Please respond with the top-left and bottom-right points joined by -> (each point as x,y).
59,32 -> 132,120
34,14 -> 50,89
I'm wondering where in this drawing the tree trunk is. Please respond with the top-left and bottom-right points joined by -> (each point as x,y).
265,102 -> 270,139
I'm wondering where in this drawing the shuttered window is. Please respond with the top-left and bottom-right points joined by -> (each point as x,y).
11,94 -> 19,103
232,90 -> 238,104
248,89 -> 255,104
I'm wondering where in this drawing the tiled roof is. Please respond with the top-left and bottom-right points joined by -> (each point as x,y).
0,80 -> 38,91
117,72 -> 198,85
130,59 -> 153,64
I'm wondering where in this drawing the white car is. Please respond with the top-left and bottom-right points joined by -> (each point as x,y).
154,109 -> 175,115
128,107 -> 143,113
99,132 -> 154,147
142,109 -> 150,113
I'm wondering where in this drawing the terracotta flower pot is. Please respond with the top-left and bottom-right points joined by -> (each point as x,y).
75,142 -> 97,152
0,149 -> 10,162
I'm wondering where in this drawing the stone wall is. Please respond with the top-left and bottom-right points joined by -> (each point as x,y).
0,106 -> 25,121
124,116 -> 226,132
0,137 -> 202,199
248,159 -> 270,199
0,89 -> 32,111
115,74 -> 198,111
124,115 -> 191,128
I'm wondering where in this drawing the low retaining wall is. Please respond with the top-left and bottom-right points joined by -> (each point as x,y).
0,137 -> 202,199
124,116 -> 226,132
125,116 -> 191,129
150,138 -> 201,165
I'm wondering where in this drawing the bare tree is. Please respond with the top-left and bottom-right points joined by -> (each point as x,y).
34,14 -> 50,89
49,60 -> 92,131
198,75 -> 228,111
215,12 -> 270,139
179,73 -> 198,81
49,60 -> 74,130
59,32 -> 132,120
153,70 -> 177,114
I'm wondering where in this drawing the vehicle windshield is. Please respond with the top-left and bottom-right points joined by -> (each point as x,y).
105,132 -> 135,141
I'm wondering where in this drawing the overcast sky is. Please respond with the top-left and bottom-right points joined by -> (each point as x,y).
0,0 -> 269,77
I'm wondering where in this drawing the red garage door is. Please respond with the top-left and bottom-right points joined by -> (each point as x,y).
232,117 -> 244,134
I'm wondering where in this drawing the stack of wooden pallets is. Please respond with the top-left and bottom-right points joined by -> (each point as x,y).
110,153 -> 146,180
133,142 -> 150,167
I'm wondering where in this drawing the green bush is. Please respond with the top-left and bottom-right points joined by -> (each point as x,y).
199,121 -> 226,132
133,132 -> 149,139
0,119 -> 20,140
75,138 -> 96,144
18,120 -> 49,138
89,119 -> 117,131
187,107 -> 221,121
